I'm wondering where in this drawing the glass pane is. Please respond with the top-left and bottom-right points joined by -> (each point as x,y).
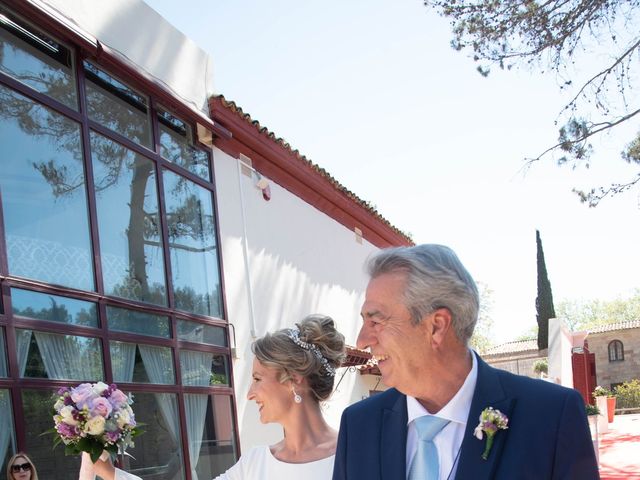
177,319 -> 227,347
106,305 -> 170,338
84,61 -> 151,148
0,85 -> 94,291
163,171 -> 222,317
91,132 -> 167,305
22,388 -> 82,480
111,341 -> 175,384
180,350 -> 229,387
186,394 -> 237,479
0,389 -> 17,480
0,328 -> 7,376
0,6 -> 77,108
119,391 -> 186,480
11,288 -> 98,327
158,107 -> 211,181
18,329 -> 103,380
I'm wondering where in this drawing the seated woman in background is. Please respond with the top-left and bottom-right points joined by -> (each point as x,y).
80,314 -> 345,480
214,313 -> 346,479
7,452 -> 39,480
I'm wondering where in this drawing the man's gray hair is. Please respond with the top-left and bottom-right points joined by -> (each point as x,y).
367,244 -> 479,344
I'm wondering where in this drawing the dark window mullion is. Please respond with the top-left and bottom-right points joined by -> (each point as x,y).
76,52 -> 115,386
148,97 -> 175,312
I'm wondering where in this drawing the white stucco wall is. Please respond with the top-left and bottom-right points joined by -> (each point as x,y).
213,147 -> 383,451
548,317 -> 574,387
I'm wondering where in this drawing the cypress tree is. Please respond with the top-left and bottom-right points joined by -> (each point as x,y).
536,230 -> 556,350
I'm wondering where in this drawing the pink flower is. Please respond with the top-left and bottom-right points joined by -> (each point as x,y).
71,383 -> 97,409
109,389 -> 128,407
90,397 -> 113,418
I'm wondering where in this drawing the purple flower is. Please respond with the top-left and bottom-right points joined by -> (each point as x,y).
109,389 -> 128,408
90,397 -> 113,418
70,383 -> 97,409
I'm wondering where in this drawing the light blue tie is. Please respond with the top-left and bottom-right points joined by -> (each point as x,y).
408,415 -> 450,480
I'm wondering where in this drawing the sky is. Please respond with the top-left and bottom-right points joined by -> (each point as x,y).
144,0 -> 640,343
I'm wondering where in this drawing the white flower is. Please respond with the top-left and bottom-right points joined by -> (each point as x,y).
92,382 -> 109,395
84,415 -> 106,436
116,407 -> 131,428
59,405 -> 79,426
474,424 -> 484,440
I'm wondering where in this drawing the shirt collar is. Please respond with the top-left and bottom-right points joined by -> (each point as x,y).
406,349 -> 478,425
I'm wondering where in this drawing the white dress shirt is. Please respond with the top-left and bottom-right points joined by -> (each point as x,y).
406,351 -> 478,480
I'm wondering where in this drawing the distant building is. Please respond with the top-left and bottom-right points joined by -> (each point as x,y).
482,320 -> 640,396
481,339 -> 546,379
586,320 -> 640,391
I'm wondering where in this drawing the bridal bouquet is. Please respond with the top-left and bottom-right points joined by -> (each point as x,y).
51,382 -> 140,462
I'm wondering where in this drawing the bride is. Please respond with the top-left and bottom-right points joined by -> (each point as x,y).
80,314 -> 345,480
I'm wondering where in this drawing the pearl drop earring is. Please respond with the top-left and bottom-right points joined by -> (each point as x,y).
293,387 -> 302,404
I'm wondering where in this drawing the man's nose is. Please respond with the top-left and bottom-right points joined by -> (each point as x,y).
356,322 -> 374,350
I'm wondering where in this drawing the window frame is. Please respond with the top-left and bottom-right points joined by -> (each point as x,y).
0,4 -> 237,478
608,339 -> 624,362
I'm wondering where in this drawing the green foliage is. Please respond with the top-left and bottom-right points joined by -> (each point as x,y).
533,358 -> 548,375
424,0 -> 640,205
536,230 -> 555,350
593,385 -> 612,398
585,403 -> 600,416
556,288 -> 640,331
614,379 -> 640,409
469,281 -> 495,353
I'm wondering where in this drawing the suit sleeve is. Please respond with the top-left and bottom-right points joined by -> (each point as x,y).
332,409 -> 348,480
552,389 -> 600,480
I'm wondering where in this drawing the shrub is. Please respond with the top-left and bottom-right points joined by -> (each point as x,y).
533,358 -> 548,375
613,379 -> 640,409
585,404 -> 600,416
593,385 -> 612,398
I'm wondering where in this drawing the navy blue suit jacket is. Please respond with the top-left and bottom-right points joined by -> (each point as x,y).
333,353 -> 599,479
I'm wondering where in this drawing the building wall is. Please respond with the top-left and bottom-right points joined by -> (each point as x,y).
588,329 -> 640,389
213,147 -> 381,450
483,352 -> 545,379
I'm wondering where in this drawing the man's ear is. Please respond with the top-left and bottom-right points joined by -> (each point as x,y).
429,307 -> 453,347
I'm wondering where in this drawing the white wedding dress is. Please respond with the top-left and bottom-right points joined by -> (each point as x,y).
79,452 -> 142,480
213,445 -> 335,480
81,446 -> 334,480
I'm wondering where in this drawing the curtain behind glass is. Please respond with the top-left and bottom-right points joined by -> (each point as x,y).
33,331 -> 102,380
181,351 -> 212,480
110,341 -> 136,382
0,329 -> 7,377
0,390 -> 16,477
139,346 -> 179,443
16,329 -> 31,376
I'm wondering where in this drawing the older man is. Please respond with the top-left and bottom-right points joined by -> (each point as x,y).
333,244 -> 598,480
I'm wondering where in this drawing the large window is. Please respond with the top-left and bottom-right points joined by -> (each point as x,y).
608,340 -> 624,362
0,6 -> 235,479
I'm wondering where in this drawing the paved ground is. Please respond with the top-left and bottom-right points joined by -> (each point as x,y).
597,413 -> 640,479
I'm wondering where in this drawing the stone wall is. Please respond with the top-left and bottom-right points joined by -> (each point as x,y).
588,328 -> 640,389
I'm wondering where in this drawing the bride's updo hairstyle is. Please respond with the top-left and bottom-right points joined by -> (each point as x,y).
252,314 -> 346,401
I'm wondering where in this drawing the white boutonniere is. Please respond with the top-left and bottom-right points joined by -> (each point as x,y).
474,407 -> 509,460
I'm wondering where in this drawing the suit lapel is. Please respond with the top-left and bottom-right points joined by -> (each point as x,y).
455,354 -> 515,480
380,390 -> 408,479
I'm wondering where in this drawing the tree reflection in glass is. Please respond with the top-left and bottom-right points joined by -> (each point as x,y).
163,170 -> 221,317
158,107 -> 210,181
91,132 -> 167,305
84,61 -> 151,148
0,7 -> 77,109
0,85 -> 94,290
